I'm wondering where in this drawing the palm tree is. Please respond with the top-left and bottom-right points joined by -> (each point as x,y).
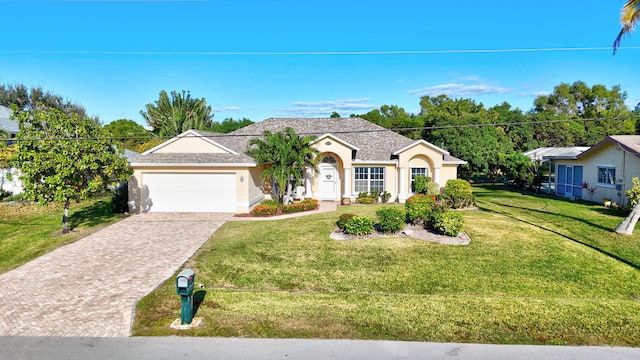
140,90 -> 213,137
613,0 -> 640,54
246,127 -> 320,204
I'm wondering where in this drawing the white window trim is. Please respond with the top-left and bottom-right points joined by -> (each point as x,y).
596,166 -> 616,187
354,166 -> 385,193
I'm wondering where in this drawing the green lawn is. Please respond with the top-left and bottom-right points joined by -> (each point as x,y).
0,196 -> 126,273
133,186 -> 640,345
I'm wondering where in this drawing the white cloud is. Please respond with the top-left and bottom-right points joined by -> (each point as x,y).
212,106 -> 242,112
408,83 -> 511,97
279,98 -> 378,117
457,75 -> 481,82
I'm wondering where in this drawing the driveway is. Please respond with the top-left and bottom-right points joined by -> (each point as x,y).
0,212 -> 231,337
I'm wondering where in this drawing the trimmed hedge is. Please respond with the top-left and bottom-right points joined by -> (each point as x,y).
343,216 -> 375,235
376,207 -> 405,233
337,213 -> 357,231
443,179 -> 474,209
251,203 -> 278,216
405,194 -> 438,225
431,211 -> 465,237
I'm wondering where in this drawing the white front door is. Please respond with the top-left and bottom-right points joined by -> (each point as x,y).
319,164 -> 338,200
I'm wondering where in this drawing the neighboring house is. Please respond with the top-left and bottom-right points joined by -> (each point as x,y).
127,117 -> 467,213
523,146 -> 589,193
0,105 -> 22,195
545,135 -> 640,206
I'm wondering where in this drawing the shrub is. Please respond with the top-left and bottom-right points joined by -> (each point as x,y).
405,194 -> 438,225
337,213 -> 357,230
431,211 -> 465,237
251,203 -> 278,216
376,207 -> 405,233
380,191 -> 391,203
425,181 -> 441,195
260,199 -> 280,207
343,215 -> 375,235
282,199 -> 318,213
442,179 -> 474,209
0,189 -> 12,202
413,176 -> 430,194
355,196 -> 375,204
111,182 -> 129,213
627,177 -> 640,208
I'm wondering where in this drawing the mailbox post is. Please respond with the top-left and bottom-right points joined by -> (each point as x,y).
176,268 -> 195,325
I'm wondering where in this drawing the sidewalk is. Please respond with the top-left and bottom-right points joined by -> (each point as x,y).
1,337 -> 639,360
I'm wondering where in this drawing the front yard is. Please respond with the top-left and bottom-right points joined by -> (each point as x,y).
0,196 -> 126,273
133,185 -> 640,345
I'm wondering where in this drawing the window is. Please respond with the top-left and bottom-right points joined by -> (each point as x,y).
597,167 -> 616,185
354,167 -> 384,193
410,168 -> 428,193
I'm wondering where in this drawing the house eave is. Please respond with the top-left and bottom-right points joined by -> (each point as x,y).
130,162 -> 256,168
351,160 -> 398,165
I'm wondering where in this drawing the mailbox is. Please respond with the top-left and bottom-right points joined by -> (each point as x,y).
176,268 -> 195,296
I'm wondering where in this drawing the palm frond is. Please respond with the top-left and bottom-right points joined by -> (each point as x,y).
614,0 -> 640,54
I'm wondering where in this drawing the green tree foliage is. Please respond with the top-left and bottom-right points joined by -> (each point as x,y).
0,83 -> 92,120
141,90 -> 213,137
531,81 -> 633,145
420,95 -> 514,179
207,117 -> 254,133
613,0 -> 640,53
246,127 -> 320,203
12,108 -> 132,233
356,105 -> 423,139
329,111 -> 341,118
103,119 -> 152,150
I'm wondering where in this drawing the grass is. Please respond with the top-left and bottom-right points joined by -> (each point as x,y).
0,195 -> 126,273
133,186 -> 640,345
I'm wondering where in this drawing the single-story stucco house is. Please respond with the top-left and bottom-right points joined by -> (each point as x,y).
0,105 -> 22,195
545,135 -> 640,207
127,117 -> 467,213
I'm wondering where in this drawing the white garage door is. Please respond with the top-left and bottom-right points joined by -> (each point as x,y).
143,173 -> 236,212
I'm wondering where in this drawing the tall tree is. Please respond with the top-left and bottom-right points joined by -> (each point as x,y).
103,119 -> 152,149
140,90 -> 213,137
613,0 -> 640,53
420,95 -> 515,179
246,127 -> 320,204
12,108 -> 131,233
356,105 -> 423,139
0,83 -> 92,120
207,117 -> 254,133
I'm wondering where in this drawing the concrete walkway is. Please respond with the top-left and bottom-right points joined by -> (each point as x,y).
0,212 -> 232,337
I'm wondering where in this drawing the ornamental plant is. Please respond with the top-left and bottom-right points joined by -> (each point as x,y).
376,207 -> 405,233
343,215 -> 375,235
251,203 -> 278,216
431,211 -> 465,237
442,179 -> 474,209
405,194 -> 438,225
336,213 -> 357,231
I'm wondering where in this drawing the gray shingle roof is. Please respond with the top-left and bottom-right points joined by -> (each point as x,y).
0,105 -> 18,134
129,152 -> 256,166
129,118 -> 466,165
219,117 -> 464,162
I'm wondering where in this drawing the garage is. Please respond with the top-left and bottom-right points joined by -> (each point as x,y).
142,173 -> 236,212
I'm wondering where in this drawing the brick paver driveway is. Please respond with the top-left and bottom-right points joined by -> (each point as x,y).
0,212 -> 231,337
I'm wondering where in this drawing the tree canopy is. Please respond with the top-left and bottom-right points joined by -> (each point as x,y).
140,90 -> 213,137
103,119 -> 152,150
207,117 -> 254,133
12,108 -> 132,232
0,83 -> 93,120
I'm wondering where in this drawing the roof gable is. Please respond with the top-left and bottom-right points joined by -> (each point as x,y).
577,135 -> 640,160
311,133 -> 361,151
142,129 -> 238,155
393,139 -> 449,156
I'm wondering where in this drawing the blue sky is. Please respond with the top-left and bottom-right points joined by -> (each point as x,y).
1,0 -> 639,126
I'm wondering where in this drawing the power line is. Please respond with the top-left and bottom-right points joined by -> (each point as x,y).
2,47 -> 640,56
2,115 -> 639,142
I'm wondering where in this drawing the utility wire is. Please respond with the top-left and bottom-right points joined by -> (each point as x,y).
1,115 -> 639,142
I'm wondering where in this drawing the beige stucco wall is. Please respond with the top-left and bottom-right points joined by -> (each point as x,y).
439,165 -> 460,188
556,143 -> 640,206
153,137 -> 229,154
128,166 -> 259,213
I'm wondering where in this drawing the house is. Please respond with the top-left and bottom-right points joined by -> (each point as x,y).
127,117 -> 467,213
523,146 -> 589,193
0,105 -> 22,195
546,135 -> 640,206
